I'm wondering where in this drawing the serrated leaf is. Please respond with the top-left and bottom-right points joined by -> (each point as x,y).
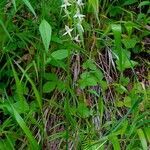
39,20 -> 52,53
51,49 -> 69,60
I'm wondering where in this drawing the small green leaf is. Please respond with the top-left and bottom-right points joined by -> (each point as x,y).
39,20 -> 52,53
83,59 -> 97,70
124,96 -> 131,108
77,103 -> 91,118
43,81 -> 56,93
44,73 -> 58,81
22,0 -> 36,17
51,49 -> 69,60
122,38 -> 137,49
116,101 -> 124,107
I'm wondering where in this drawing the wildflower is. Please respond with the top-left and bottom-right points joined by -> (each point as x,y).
77,0 -> 84,7
61,0 -> 71,10
74,9 -> 85,22
63,25 -> 73,38
74,34 -> 80,43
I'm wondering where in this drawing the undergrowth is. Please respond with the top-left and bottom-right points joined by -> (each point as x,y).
0,0 -> 150,150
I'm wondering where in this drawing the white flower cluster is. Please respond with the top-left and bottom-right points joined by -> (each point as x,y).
61,0 -> 85,43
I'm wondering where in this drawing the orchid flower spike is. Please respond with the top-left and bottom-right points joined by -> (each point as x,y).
74,9 -> 85,22
61,0 -> 71,10
63,25 -> 73,38
74,34 -> 80,43
77,0 -> 84,7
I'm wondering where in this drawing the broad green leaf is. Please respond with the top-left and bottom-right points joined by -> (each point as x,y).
51,49 -> 69,60
22,0 -> 36,17
43,81 -> 56,93
137,128 -> 148,150
138,1 -> 150,7
122,38 -> 137,49
39,20 -> 52,53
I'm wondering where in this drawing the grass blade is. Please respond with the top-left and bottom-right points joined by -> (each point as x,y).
10,104 -> 39,149
22,0 -> 36,17
13,60 -> 42,111
12,0 -> 17,11
0,19 -> 12,42
137,128 -> 148,150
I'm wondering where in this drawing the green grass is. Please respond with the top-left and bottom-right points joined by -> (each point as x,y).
0,0 -> 150,149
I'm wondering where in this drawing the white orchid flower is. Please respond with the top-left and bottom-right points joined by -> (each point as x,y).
74,34 -> 80,43
63,25 -> 73,38
61,0 -> 71,10
77,0 -> 84,7
74,9 -> 85,22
